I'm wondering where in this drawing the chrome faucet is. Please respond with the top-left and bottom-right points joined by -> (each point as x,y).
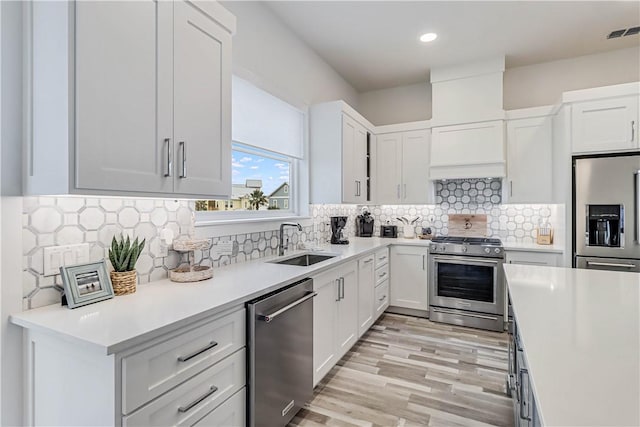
279,222 -> 302,256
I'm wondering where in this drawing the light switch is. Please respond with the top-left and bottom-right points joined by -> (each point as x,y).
43,243 -> 91,276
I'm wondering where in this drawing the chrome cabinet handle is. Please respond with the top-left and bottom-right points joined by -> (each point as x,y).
636,170 -> 640,243
378,295 -> 386,302
397,184 -> 400,199
364,258 -> 373,264
379,255 -> 387,261
422,254 -> 426,270
404,183 -> 407,199
632,120 -> 636,142
339,277 -> 345,300
335,279 -> 341,301
510,180 -> 513,197
178,341 -> 218,362
178,385 -> 218,413
258,292 -> 317,323
164,138 -> 172,177
179,141 -> 187,178
378,271 -> 387,278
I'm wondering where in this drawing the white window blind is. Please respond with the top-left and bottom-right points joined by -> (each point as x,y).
232,76 -> 304,159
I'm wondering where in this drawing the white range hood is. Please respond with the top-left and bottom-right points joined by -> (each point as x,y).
429,58 -> 507,180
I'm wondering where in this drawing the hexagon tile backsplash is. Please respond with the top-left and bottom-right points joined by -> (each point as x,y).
23,197 -> 194,310
22,179 -> 563,310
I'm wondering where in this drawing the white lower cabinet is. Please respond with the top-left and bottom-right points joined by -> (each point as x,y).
389,246 -> 429,311
192,388 -> 246,427
357,254 -> 376,337
312,261 -> 358,386
23,307 -> 246,426
375,280 -> 390,319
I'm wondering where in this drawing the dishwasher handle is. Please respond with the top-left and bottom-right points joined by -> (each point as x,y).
258,291 -> 317,323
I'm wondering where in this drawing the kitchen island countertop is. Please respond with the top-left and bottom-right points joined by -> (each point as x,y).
504,264 -> 640,426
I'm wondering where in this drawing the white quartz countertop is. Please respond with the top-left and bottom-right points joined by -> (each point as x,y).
504,264 -> 640,426
11,238 -> 394,354
501,241 -> 564,253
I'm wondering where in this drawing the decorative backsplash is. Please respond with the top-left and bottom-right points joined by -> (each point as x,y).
22,179 -> 562,310
22,197 -> 194,309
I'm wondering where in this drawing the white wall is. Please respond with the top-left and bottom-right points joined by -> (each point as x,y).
220,1 -> 358,111
357,47 -> 640,125
0,2 -> 24,425
503,46 -> 640,110
357,82 -> 431,126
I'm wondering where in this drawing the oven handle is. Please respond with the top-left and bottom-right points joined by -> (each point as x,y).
431,255 -> 500,267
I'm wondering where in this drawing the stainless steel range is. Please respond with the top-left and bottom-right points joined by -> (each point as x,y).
429,236 -> 505,332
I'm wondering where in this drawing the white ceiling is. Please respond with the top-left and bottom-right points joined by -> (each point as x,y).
265,1 -> 640,92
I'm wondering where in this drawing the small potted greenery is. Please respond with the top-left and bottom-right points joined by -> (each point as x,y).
108,235 -> 145,295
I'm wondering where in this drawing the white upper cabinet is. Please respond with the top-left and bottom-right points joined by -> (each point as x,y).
375,130 -> 432,204
173,1 -> 232,196
505,116 -> 553,203
27,0 -> 235,198
310,102 -> 373,204
430,120 -> 506,180
571,95 -> 639,154
74,1 -> 173,194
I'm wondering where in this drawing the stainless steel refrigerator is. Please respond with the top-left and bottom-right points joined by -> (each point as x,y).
574,153 -> 640,272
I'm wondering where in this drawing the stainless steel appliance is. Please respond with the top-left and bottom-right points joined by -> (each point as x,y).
574,153 -> 640,272
429,237 -> 505,332
330,216 -> 349,244
247,278 -> 316,427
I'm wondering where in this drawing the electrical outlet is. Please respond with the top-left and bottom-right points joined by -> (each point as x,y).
43,243 -> 91,276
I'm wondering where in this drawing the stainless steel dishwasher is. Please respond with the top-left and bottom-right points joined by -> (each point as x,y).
247,278 -> 315,427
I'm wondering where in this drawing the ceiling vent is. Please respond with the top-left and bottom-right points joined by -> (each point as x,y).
607,26 -> 639,39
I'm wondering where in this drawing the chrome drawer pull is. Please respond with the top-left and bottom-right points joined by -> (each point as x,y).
179,141 -> 187,179
258,292 -> 317,323
178,385 -> 218,413
178,341 -> 218,362
378,295 -> 386,302
364,258 -> 373,264
378,271 -> 387,278
164,138 -> 172,177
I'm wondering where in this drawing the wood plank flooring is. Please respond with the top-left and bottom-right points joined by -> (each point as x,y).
290,313 -> 513,427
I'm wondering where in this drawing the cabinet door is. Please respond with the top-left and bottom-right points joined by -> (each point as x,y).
571,96 -> 639,154
336,263 -> 359,358
312,270 -> 339,386
375,133 -> 402,203
357,255 -> 375,337
374,281 -> 389,320
402,130 -> 432,203
173,1 -> 232,197
390,246 -> 429,310
342,115 -> 368,203
75,1 -> 173,193
506,117 -> 553,203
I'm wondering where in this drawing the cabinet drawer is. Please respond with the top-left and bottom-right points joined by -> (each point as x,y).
122,308 -> 245,414
375,280 -> 389,319
193,388 -> 245,427
375,263 -> 389,285
123,349 -> 245,427
506,251 -> 560,267
375,248 -> 389,269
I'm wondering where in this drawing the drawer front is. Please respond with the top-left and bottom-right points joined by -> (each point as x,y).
122,308 -> 245,414
375,248 -> 389,269
375,280 -> 389,319
123,349 -> 246,427
506,251 -> 560,267
375,263 -> 389,285
193,388 -> 246,427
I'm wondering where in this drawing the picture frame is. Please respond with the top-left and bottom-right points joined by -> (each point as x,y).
60,260 -> 115,309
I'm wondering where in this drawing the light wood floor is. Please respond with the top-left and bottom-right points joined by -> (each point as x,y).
290,313 -> 513,427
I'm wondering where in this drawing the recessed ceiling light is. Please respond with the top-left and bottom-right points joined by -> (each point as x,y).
419,33 -> 438,43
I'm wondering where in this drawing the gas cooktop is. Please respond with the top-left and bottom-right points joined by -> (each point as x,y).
429,236 -> 504,257
431,236 -> 502,246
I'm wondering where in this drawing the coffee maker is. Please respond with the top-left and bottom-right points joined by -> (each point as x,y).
355,208 -> 374,237
330,216 -> 349,245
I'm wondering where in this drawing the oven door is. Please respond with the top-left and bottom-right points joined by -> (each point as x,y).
429,255 -> 504,315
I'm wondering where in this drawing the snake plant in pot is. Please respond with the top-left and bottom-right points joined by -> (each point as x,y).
108,235 -> 145,295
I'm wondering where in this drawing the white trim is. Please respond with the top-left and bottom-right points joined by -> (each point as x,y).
562,81 -> 640,104
375,120 -> 431,134
505,105 -> 556,120
195,216 -> 313,238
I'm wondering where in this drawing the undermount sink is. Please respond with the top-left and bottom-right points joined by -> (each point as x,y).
270,253 -> 337,267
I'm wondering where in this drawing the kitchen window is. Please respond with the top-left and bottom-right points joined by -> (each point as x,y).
196,76 -> 305,224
